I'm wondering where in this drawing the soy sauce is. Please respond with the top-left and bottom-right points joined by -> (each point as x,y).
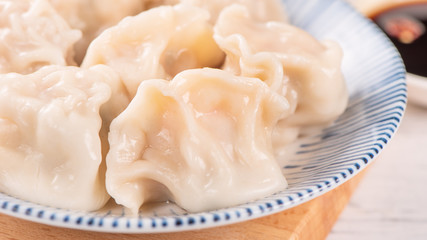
372,4 -> 427,77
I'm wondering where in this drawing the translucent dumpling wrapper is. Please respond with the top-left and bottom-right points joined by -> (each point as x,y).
0,0 -> 81,74
179,0 -> 288,23
106,68 -> 290,213
49,0 -> 158,64
0,65 -> 129,211
81,4 -> 225,97
214,4 -> 348,147
139,0 -> 181,9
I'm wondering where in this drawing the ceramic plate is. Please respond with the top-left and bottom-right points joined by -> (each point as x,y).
0,0 -> 406,233
407,74 -> 427,107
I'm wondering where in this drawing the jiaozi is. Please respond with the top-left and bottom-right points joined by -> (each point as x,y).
0,65 -> 128,211
48,0 -> 150,63
82,4 -> 225,97
179,0 -> 288,23
214,4 -> 348,147
0,0 -> 81,74
106,68 -> 290,213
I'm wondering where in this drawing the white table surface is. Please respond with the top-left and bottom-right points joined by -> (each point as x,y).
327,101 -> 427,240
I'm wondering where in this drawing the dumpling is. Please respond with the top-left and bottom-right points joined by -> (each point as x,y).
0,0 -> 81,74
0,65 -> 129,211
140,0 -> 181,9
49,0 -> 151,64
106,68 -> 290,213
214,5 -> 348,146
179,0 -> 288,23
82,4 -> 225,97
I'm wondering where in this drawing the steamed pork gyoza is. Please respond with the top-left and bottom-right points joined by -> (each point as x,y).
82,4 -> 225,97
0,65 -> 129,211
214,4 -> 348,146
179,0 -> 288,23
106,68 -> 290,213
0,0 -> 81,74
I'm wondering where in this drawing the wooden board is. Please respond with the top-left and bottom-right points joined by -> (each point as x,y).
0,169 -> 366,240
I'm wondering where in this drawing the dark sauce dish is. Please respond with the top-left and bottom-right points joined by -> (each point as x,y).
372,3 -> 427,77
369,2 -> 427,106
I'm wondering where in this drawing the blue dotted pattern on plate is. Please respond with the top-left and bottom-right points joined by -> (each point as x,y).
0,0 -> 406,233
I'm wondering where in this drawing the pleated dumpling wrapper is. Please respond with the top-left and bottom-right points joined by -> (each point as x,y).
179,0 -> 288,23
214,4 -> 348,148
0,65 -> 129,211
48,0 -> 159,64
106,68 -> 290,213
0,0 -> 81,74
82,4 -> 225,97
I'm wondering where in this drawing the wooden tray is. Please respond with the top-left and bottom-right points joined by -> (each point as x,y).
0,169 -> 366,240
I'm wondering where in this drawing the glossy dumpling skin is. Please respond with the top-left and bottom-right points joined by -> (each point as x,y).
81,4 -> 225,97
0,65 -> 128,211
106,68 -> 290,213
179,0 -> 288,23
49,0 -> 149,64
0,0 -> 81,74
214,5 -> 348,146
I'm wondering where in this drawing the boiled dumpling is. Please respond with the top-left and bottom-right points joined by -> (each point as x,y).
82,4 -> 225,97
0,65 -> 129,211
0,0 -> 81,74
49,0 -> 152,64
180,0 -> 288,24
214,5 -> 348,146
106,68 -> 290,213
139,0 -> 181,9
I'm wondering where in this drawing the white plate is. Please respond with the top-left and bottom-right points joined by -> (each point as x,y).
0,0 -> 407,233
407,73 -> 427,107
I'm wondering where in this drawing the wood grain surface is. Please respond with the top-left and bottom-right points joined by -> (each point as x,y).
329,104 -> 427,239
0,168 -> 366,240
